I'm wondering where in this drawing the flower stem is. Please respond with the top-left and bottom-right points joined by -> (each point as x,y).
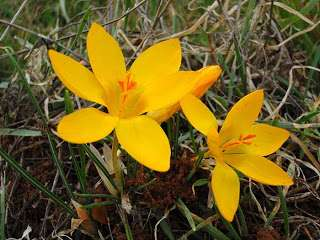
119,208 -> 134,240
112,133 -> 123,194
112,135 -> 132,239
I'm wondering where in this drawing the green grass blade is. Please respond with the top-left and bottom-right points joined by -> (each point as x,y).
173,115 -> 180,161
203,225 -> 230,240
167,118 -> 174,144
307,45 -> 320,93
82,200 -> 116,209
78,146 -> 88,190
178,215 -> 228,240
160,218 -> 175,240
70,7 -> 90,50
188,125 -> 197,154
0,128 -> 42,137
69,144 -> 86,193
177,198 -> 196,231
234,39 -> 247,94
278,187 -> 289,237
59,0 -> 70,22
63,89 -> 74,113
74,192 -> 118,200
240,0 -> 256,44
0,147 -> 73,215
183,213 -> 230,240
221,217 -> 241,240
47,133 -> 74,199
237,207 -> 248,237
216,53 -> 236,100
119,208 -> 134,240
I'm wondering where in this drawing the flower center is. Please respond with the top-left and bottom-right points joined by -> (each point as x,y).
118,73 -> 137,93
116,73 -> 142,118
221,134 -> 256,151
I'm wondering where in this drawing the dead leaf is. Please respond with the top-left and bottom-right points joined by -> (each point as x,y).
91,198 -> 109,224
71,200 -> 96,236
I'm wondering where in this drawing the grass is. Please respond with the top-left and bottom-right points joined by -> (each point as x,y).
0,0 -> 320,239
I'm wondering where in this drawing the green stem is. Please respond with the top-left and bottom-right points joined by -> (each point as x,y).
111,135 -> 131,239
112,133 -> 123,194
278,187 -> 289,238
119,208 -> 134,240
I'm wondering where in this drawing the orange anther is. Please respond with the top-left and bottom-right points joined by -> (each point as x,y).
222,140 -> 241,149
118,79 -> 126,92
118,73 -> 137,93
242,134 -> 256,141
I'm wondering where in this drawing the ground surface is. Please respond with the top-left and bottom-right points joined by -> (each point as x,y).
0,0 -> 320,239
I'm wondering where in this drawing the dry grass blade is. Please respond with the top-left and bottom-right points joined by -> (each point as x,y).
264,1 -> 314,25
268,20 -> 320,50
290,133 -> 320,171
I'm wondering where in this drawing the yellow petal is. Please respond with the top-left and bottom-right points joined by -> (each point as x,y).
224,124 -> 290,156
129,39 -> 181,87
219,90 -> 264,144
87,22 -> 126,95
224,154 -> 293,186
181,94 -> 218,135
57,108 -> 118,144
115,116 -> 170,172
141,71 -> 199,112
147,104 -> 180,123
48,50 -> 107,106
207,128 -> 223,160
211,163 -> 240,222
192,65 -> 222,97
147,65 -> 222,123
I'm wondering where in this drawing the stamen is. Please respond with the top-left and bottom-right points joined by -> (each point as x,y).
127,78 -> 136,90
117,73 -> 138,117
222,140 -> 241,149
118,73 -> 137,93
241,134 -> 256,141
222,134 -> 256,150
118,80 -> 126,92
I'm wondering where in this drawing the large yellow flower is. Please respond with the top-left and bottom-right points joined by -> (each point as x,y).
180,90 -> 293,221
148,65 -> 222,123
49,23 -> 205,172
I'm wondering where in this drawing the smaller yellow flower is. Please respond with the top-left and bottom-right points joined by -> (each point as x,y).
180,90 -> 293,221
148,65 -> 222,123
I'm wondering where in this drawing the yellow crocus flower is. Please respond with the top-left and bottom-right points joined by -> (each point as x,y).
48,22 -> 206,172
180,90 -> 293,221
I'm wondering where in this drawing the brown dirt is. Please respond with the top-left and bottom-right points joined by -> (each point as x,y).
256,228 -> 284,240
127,150 -> 198,210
